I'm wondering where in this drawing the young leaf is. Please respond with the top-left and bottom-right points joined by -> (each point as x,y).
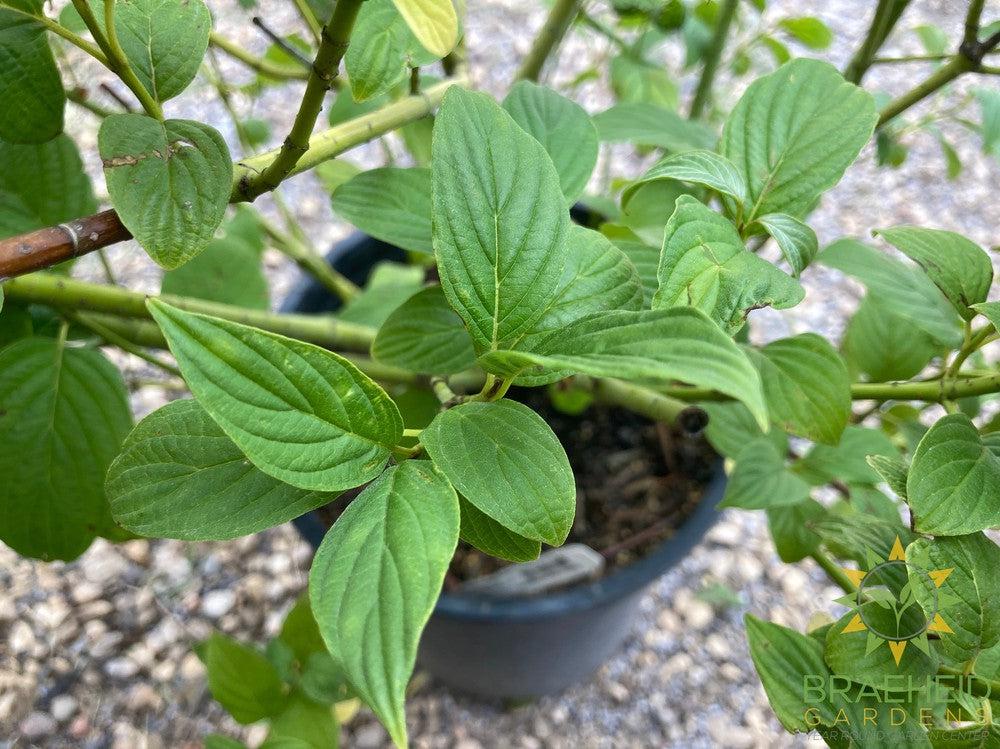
907,534 -> 1000,665
309,461 -> 459,748
99,114 -> 232,269
972,301 -> 1000,335
842,297 -> 940,382
421,400 -> 575,546
721,59 -> 877,221
744,614 -> 838,732
0,337 -> 131,561
390,0 -> 457,57
875,227 -> 993,320
866,454 -> 909,500
767,499 -> 827,563
907,413 -> 1000,536
148,301 -> 404,492
477,309 -> 768,428
622,150 -> 748,207
718,440 -> 811,510
747,333 -> 851,445
502,81 -> 599,201
778,17 -> 833,49
203,633 -> 288,724
267,692 -> 340,748
593,102 -> 716,151
106,399 -> 336,540
432,87 -> 568,352
976,87 -> 1000,155
653,195 -> 804,333
609,54 -> 678,109
751,214 -> 818,275
372,286 -> 477,375
111,0 -> 211,102
346,0 -> 438,101
819,239 -> 962,347
333,166 -> 432,254
0,0 -> 64,144
459,495 -> 542,563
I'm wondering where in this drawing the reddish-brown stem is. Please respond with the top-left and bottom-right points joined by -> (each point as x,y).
0,211 -> 131,279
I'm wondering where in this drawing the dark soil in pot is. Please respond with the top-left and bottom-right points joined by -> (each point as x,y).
284,231 -> 726,699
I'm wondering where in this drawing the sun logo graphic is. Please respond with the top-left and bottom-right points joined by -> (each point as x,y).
834,536 -> 956,667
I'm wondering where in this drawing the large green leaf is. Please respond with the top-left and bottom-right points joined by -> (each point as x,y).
752,213 -> 818,275
421,399 -> 575,546
478,308 -> 768,428
718,440 -> 811,510
875,227 -> 993,320
652,196 -> 804,334
0,337 -> 131,561
458,495 -> 541,563
593,102 -> 716,151
767,499 -> 827,563
100,114 -> 232,269
843,297 -> 940,382
148,301 -> 403,492
390,0 -> 457,57
346,0 -> 436,101
432,87 -> 568,352
106,399 -> 336,540
309,461 -> 459,748
907,413 -> 1000,536
702,401 -> 787,460
267,693 -> 340,749
203,633 -> 288,724
907,534 -> 1000,665
371,286 -> 476,375
112,0 -> 211,102
721,58 -> 877,221
609,237 -> 659,306
747,333 -> 851,445
795,425 -> 897,486
0,134 -> 97,238
161,229 -> 268,309
331,167 -> 432,255
622,150 -> 748,207
0,0 -> 64,143
819,239 -> 963,347
744,614 -> 838,732
502,81 -> 599,201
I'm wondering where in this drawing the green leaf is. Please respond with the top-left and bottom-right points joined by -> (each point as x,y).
609,237 -> 659,306
336,263 -> 424,328
315,158 -> 361,195
309,461 -> 459,748
106,399 -> 336,540
432,87 -> 568,353
332,167 -> 434,254
161,229 -> 269,309
622,150 -> 748,207
111,0 -> 211,102
390,0 -> 457,57
421,400 -> 574,546
767,499 -> 827,563
100,114 -> 232,269
0,0 -> 64,144
778,16 -> 833,49
204,736 -> 248,749
346,0 -> 437,101
867,454 -> 909,500
652,196 -> 804,333
875,227 -> 993,320
703,401 -> 787,460
0,134 -> 97,238
843,297 -> 940,382
976,87 -> 1000,156
593,102 -> 716,151
907,413 -> 1000,536
502,81 -> 598,201
459,495 -> 541,563
795,426 -> 897,486
721,59 -> 877,221
814,513 -> 914,568
0,337 -> 131,561
719,440 -> 811,510
747,333 -> 851,445
819,239 -> 963,347
609,55 -> 678,110
972,301 -> 1000,336
908,534 -> 1000,665
148,301 -> 403,492
913,23 -> 948,56
203,633 -> 288,724
372,286 -> 476,375
477,308 -> 768,428
751,213 -> 818,275
267,693 -> 339,749
744,614 -> 838,732
279,596 -> 327,666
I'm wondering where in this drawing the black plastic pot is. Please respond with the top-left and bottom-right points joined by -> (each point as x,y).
282,232 -> 726,699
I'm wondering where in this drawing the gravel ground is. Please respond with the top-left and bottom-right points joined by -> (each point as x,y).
2,0 -> 999,747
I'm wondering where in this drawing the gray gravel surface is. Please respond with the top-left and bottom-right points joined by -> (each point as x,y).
2,0 -> 999,747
